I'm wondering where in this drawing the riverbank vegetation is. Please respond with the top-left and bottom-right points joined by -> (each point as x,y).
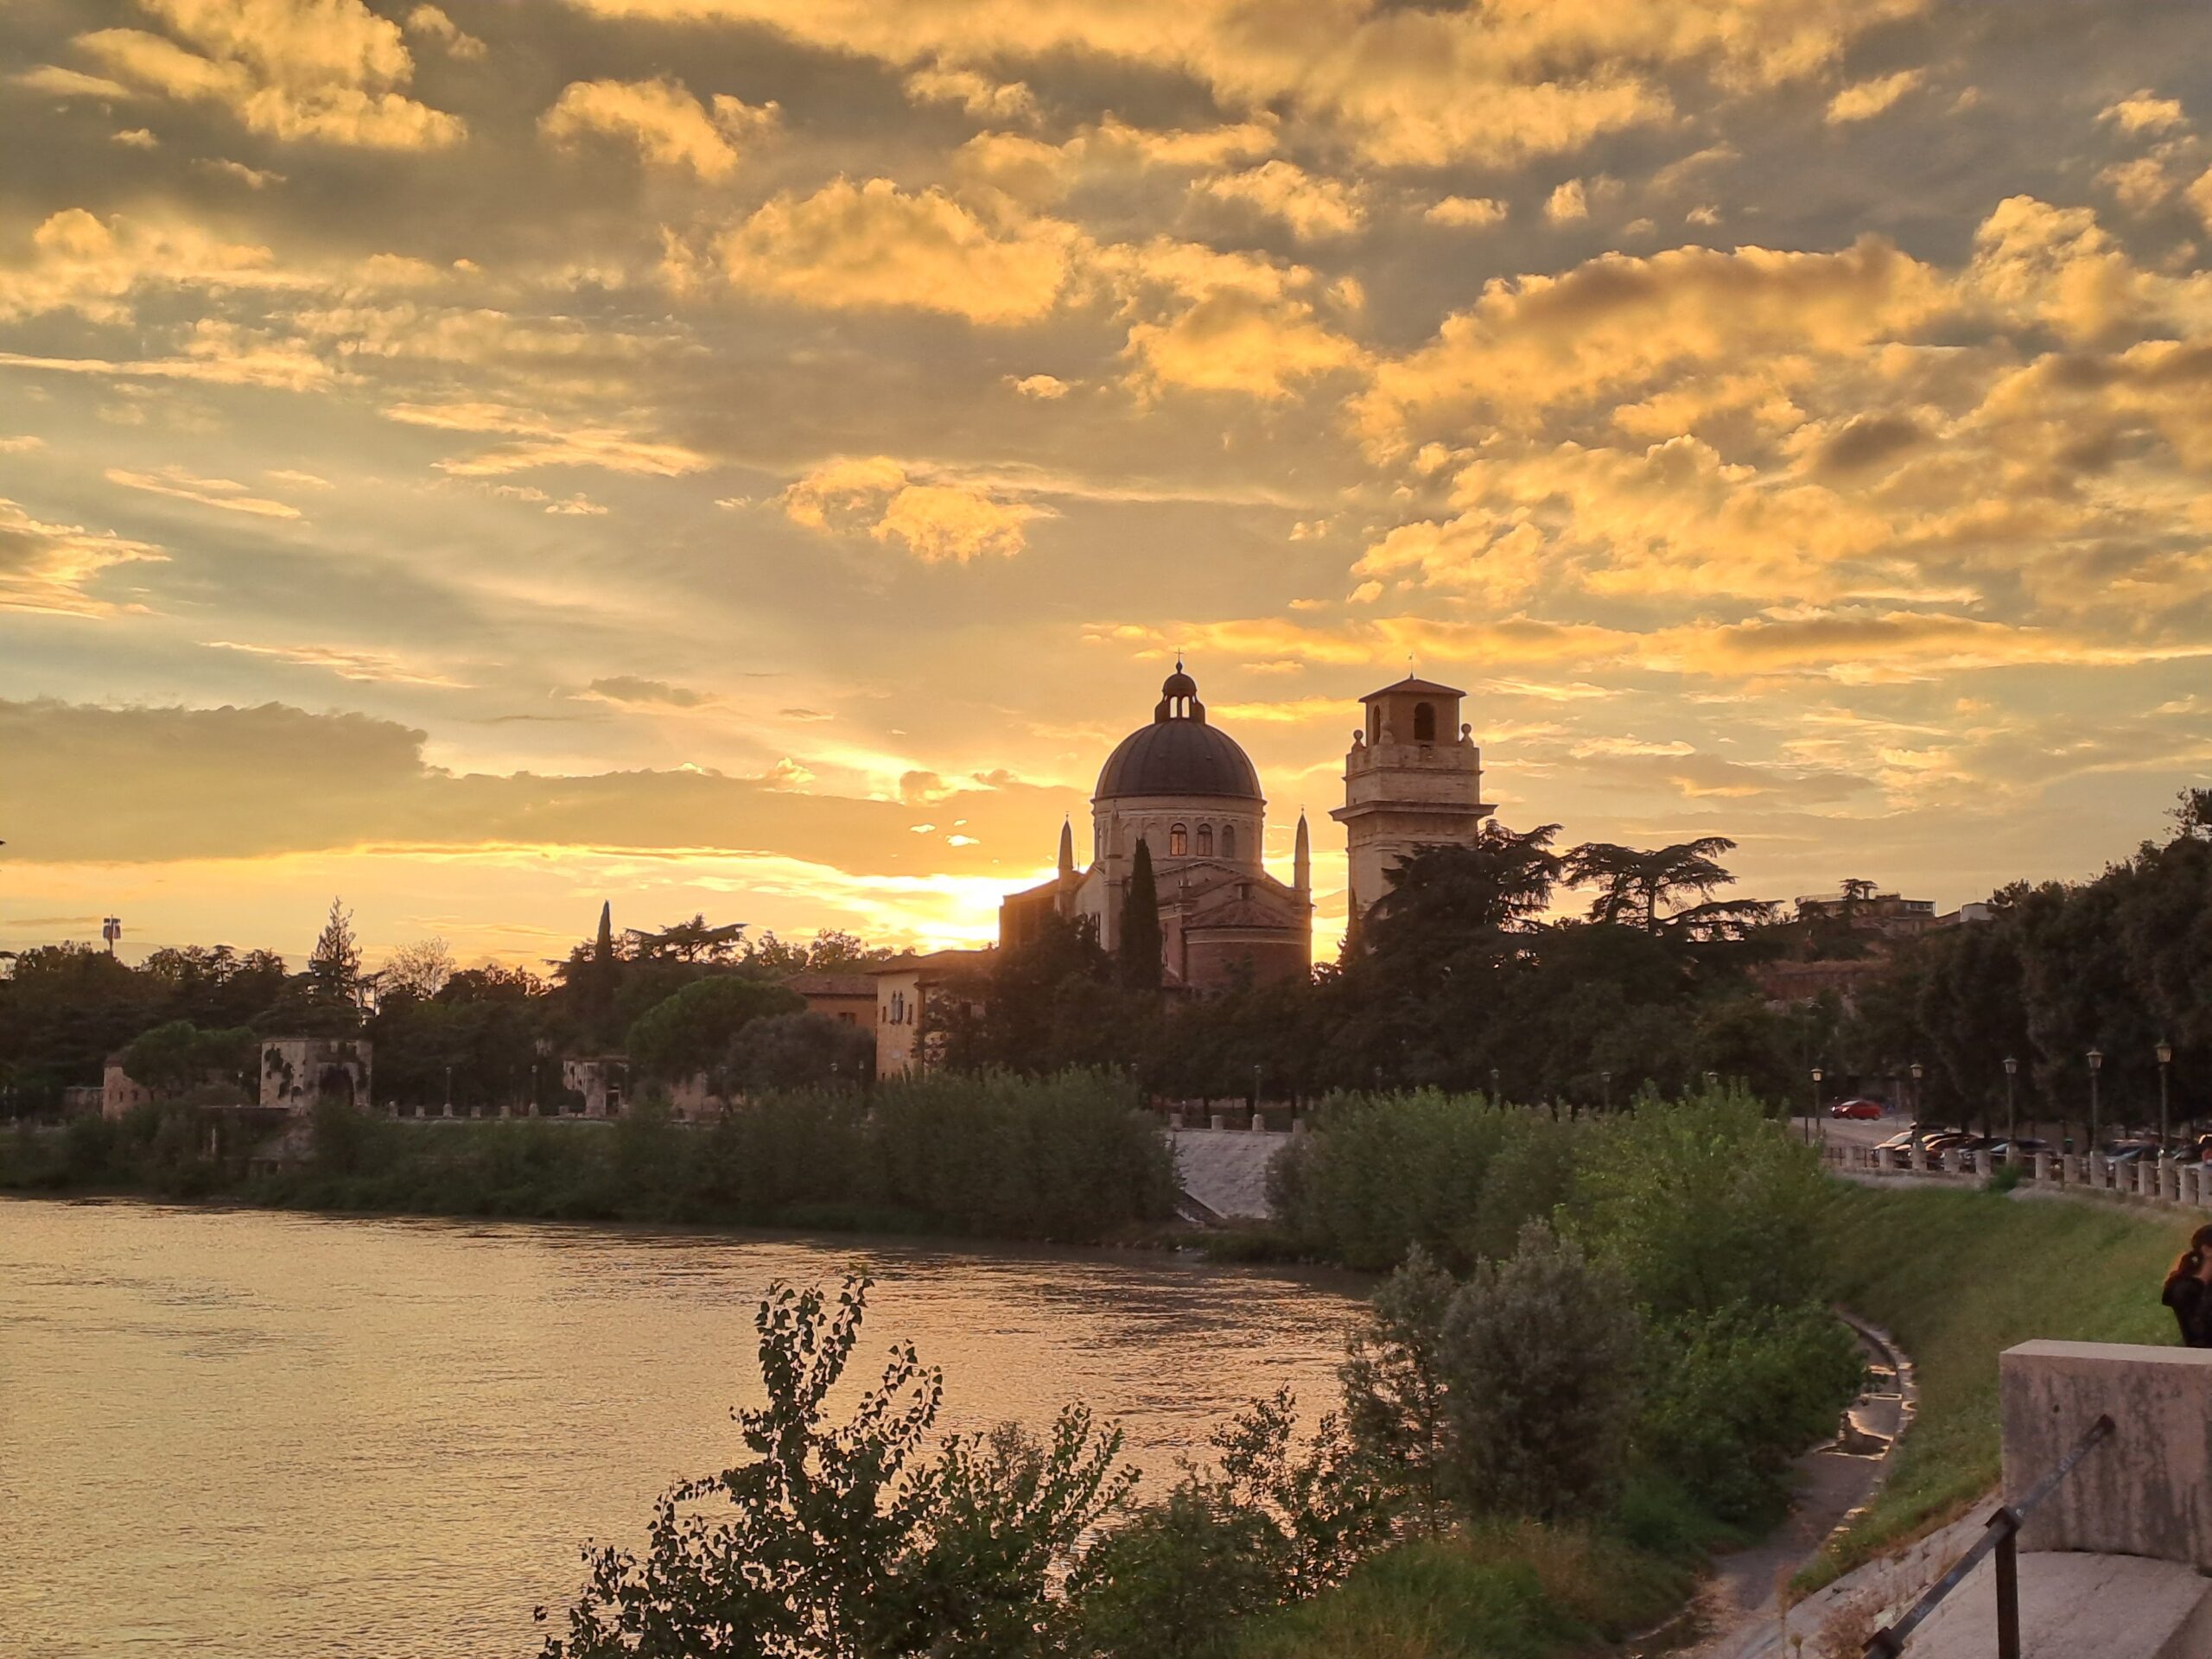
536,1087 -> 1861,1658
1802,1183 -> 2184,1592
0,1071 -> 1179,1243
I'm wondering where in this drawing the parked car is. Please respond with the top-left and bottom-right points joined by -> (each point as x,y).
1830,1098 -> 1885,1120
1981,1137 -> 2052,1165
2104,1141 -> 2162,1166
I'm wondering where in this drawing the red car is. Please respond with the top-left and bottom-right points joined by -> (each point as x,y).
1829,1098 -> 1886,1120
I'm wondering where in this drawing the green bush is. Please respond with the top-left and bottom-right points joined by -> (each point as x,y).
1440,1224 -> 1641,1522
1268,1090 -> 1565,1272
1637,1301 -> 1866,1525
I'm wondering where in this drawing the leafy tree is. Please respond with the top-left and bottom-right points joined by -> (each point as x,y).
1367,822 -> 1562,950
1338,1245 -> 1459,1532
624,976 -> 804,1085
1562,836 -> 1749,935
1068,1391 -> 1387,1659
380,938 -> 455,1001
538,1274 -> 1135,1659
728,1010 -> 875,1093
747,929 -> 895,976
630,912 -> 747,964
1438,1222 -> 1639,1522
1119,837 -> 1163,993
308,897 -> 366,1018
1569,1087 -> 1833,1319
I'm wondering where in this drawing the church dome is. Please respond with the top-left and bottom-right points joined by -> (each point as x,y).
1095,667 -> 1263,802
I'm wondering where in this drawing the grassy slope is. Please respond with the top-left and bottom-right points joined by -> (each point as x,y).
1805,1183 -> 2184,1591
1236,1517 -> 1707,1659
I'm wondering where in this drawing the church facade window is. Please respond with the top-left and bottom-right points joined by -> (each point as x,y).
1170,823 -> 1188,855
1220,824 -> 1236,860
1413,701 -> 1437,742
1197,824 -> 1214,856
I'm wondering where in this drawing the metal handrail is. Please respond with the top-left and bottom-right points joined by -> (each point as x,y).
1863,1413 -> 2114,1659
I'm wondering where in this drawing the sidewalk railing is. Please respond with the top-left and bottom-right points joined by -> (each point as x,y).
1825,1139 -> 2212,1209
1865,1414 -> 2113,1658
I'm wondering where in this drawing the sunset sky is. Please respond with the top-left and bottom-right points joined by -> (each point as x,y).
6,0 -> 2212,971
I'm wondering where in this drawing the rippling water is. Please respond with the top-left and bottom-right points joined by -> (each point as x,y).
0,1198 -> 1367,1658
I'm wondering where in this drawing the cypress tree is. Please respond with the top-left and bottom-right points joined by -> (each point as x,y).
588,901 -> 616,1044
1119,837 -> 1163,992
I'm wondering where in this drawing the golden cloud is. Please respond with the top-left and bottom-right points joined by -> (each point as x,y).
780,456 -> 1052,562
559,0 -> 1921,166
380,400 -> 711,477
105,465 -> 304,518
1200,161 -> 1367,240
540,77 -> 777,180
0,498 -> 168,619
718,178 -> 1080,324
77,0 -> 463,149
1826,68 -> 1923,124
1357,234 -> 1946,450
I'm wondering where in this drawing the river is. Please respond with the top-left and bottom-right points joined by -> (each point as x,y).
0,1198 -> 1366,1658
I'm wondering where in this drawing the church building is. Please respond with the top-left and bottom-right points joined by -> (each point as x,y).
1000,664 -> 1313,991
999,663 -> 1497,991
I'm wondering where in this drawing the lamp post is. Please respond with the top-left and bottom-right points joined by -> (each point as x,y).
2088,1047 -> 2104,1152
1909,1061 -> 1925,1153
1599,1070 -> 1611,1114
1490,1066 -> 1500,1103
1253,1062 -> 1263,1118
1809,1066 -> 1822,1145
442,1063 -> 453,1116
2003,1056 -> 2018,1146
2157,1039 -> 2173,1149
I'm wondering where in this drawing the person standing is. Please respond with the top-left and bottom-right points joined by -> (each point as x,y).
2162,1224 -> 2212,1347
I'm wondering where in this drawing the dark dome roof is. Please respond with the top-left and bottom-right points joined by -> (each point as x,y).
1096,720 -> 1262,800
1096,666 -> 1262,801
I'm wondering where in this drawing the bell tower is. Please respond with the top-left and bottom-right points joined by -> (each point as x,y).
1332,675 -> 1495,931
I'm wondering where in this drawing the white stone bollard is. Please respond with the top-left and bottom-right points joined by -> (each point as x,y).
2037,1151 -> 2058,1184
2091,1153 -> 2108,1190
1249,1111 -> 1268,1134
1910,1143 -> 1929,1173
2184,1166 -> 2201,1206
1166,1110 -> 1184,1130
1290,1116 -> 1308,1136
1208,1113 -> 1227,1130
2133,1160 -> 2150,1198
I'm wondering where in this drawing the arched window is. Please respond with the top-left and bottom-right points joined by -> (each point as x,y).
1220,824 -> 1236,860
1367,706 -> 1382,743
1196,824 -> 1214,856
1413,701 -> 1437,742
1169,823 -> 1189,856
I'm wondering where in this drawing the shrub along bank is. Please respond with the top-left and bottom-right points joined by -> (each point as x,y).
0,1070 -> 1179,1244
1804,1181 -> 2185,1592
541,1089 -> 1859,1659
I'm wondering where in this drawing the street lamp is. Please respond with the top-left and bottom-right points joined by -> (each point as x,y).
2158,1039 -> 2174,1149
1490,1066 -> 1501,1103
101,916 -> 122,954
2088,1048 -> 2104,1152
2003,1056 -> 2018,1146
1808,1066 -> 1823,1145
1909,1061 -> 1925,1151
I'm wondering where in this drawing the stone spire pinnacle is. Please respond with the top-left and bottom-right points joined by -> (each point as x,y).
1058,815 -> 1075,877
1294,809 -> 1311,898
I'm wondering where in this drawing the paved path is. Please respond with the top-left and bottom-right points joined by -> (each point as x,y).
1651,1319 -> 1911,1659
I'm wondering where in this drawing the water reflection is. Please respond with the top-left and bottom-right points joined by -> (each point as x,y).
0,1198 -> 1366,1659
